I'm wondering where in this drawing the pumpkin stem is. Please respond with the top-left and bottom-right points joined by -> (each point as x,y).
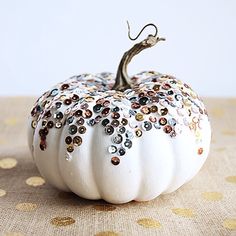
112,22 -> 165,91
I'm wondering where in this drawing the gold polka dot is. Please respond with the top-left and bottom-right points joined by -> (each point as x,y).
137,218 -> 161,228
51,217 -> 75,226
3,232 -> 25,236
0,189 -> 6,197
26,176 -> 45,186
93,204 -> 116,211
15,203 -> 37,212
4,117 -> 18,126
0,158 -> 17,169
223,218 -> 236,230
201,192 -> 223,201
225,176 -> 236,184
95,232 -> 119,236
222,130 -> 236,136
171,208 -> 195,218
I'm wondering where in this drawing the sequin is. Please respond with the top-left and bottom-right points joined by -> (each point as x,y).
55,122 -> 62,129
78,126 -> 86,134
61,84 -> 69,90
93,104 -> 103,113
135,129 -> 142,137
163,125 -> 172,133
129,120 -> 139,129
135,113 -> 144,121
111,120 -> 120,127
102,118 -> 110,127
121,118 -> 128,126
96,98 -> 105,104
101,107 -> 110,117
112,107 -> 120,112
111,156 -> 120,165
95,115 -> 102,123
67,145 -> 74,152
73,136 -> 82,146
84,96 -> 94,102
168,90 -> 174,95
76,117 -> 84,125
87,119 -> 96,126
81,103 -> 89,109
175,94 -> 183,101
147,90 -> 155,97
159,117 -> 167,126
55,102 -> 62,109
65,136 -> 72,145
108,145 -> 117,154
153,84 -> 160,91
112,134 -> 123,144
47,121 -> 54,128
117,126 -> 126,134
50,89 -> 59,97
149,116 -> 157,123
40,140 -> 47,150
111,112 -> 120,119
141,106 -> 151,114
139,97 -> 149,105
198,147 -> 203,155
103,100 -> 110,107
44,110 -> 52,118
160,108 -> 168,116
150,105 -> 158,113
124,139 -> 132,149
162,83 -> 171,90
168,118 -> 177,126
72,94 -> 79,101
105,125 -> 114,135
74,110 -> 82,117
68,125 -> 77,135
131,102 -> 141,109
31,120 -> 37,129
138,92 -> 145,98
154,123 -> 161,129
125,131 -> 134,139
118,148 -> 126,156
83,109 -> 92,119
64,99 -> 72,105
54,112 -> 63,120
142,121 -> 152,131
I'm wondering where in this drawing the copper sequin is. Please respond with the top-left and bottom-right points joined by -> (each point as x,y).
73,136 -> 82,146
111,156 -> 120,165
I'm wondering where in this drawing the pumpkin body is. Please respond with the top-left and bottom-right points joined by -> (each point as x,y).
28,71 -> 211,204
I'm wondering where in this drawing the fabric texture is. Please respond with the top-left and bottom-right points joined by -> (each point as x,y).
0,97 -> 235,236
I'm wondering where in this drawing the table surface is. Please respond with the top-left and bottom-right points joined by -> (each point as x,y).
0,97 -> 235,236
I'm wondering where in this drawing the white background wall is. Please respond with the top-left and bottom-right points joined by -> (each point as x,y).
0,0 -> 235,97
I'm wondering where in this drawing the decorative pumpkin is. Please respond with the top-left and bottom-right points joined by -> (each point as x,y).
28,23 -> 211,204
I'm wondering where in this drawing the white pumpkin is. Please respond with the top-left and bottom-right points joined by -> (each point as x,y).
28,24 -> 211,204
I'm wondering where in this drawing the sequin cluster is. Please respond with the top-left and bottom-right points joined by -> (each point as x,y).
30,71 -> 208,165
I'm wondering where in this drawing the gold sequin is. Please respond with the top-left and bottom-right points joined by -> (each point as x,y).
0,189 -> 6,197
26,176 -> 45,186
95,232 -> 119,236
201,192 -> 223,201
171,208 -> 195,217
0,158 -> 17,169
225,176 -> 236,184
93,204 -> 116,211
222,218 -> 236,230
135,113 -> 144,121
15,203 -> 37,212
137,218 -> 161,228
50,217 -> 75,226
